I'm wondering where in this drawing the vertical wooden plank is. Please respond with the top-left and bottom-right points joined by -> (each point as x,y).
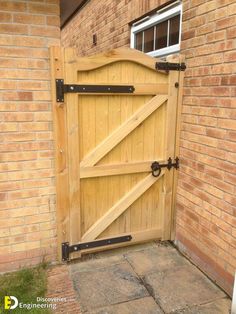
130,64 -> 145,233
119,61 -> 133,234
94,67 -> 109,237
64,48 -> 81,251
50,47 -> 70,260
171,54 -> 185,240
78,74 -> 96,236
162,54 -> 180,240
80,96 -> 96,236
152,72 -> 167,231
141,64 -> 156,231
107,62 -> 122,236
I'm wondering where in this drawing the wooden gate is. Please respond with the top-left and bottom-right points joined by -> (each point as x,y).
50,47 -> 184,261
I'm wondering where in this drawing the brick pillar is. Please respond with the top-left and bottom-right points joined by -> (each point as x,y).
176,0 -> 236,296
0,0 -> 60,271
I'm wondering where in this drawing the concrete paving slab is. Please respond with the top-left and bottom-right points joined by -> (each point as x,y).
125,245 -> 189,276
71,261 -> 149,312
143,264 -> 226,313
70,255 -> 125,273
87,297 -> 164,314
174,297 -> 231,314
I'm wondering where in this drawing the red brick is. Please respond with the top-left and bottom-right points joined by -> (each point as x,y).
0,193 -> 7,201
227,26 -> 236,39
0,23 -> 28,35
182,29 -> 195,40
0,12 -> 12,22
28,3 -> 59,15
224,51 -> 236,62
221,212 -> 236,227
0,1 -> 27,12
182,8 -> 196,21
0,46 -> 48,59
207,30 -> 226,43
13,13 -> 45,25
216,16 -> 236,30
197,1 -> 217,15
196,23 -> 215,36
30,25 -> 60,38
206,128 -> 226,139
218,119 -> 236,130
201,76 -> 220,86
226,131 -> 236,141
46,16 -> 60,26
20,122 -> 50,132
3,91 -> 33,101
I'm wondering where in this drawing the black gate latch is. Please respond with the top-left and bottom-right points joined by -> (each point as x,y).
151,157 -> 179,177
156,62 -> 186,72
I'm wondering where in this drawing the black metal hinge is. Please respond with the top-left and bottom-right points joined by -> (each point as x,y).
156,62 -> 186,72
151,157 -> 179,177
62,235 -> 132,261
56,79 -> 135,102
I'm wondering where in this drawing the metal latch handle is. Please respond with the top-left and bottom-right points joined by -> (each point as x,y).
151,157 -> 179,178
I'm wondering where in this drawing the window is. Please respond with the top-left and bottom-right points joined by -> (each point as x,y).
130,2 -> 182,57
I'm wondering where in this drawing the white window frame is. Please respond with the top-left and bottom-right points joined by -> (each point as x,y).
130,3 -> 182,57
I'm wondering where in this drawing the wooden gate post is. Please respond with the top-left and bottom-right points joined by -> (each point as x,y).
167,54 -> 185,240
64,48 -> 81,256
50,47 -> 70,260
161,54 -> 180,241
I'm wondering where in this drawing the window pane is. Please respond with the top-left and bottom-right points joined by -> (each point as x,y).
143,27 -> 154,52
169,14 -> 180,46
135,32 -> 143,51
156,20 -> 168,50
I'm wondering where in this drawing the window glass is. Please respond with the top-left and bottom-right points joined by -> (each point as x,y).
135,32 -> 143,51
144,26 -> 154,52
155,20 -> 168,50
131,3 -> 182,57
169,14 -> 180,46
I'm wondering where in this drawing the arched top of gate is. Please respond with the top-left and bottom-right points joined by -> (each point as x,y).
66,47 -> 169,74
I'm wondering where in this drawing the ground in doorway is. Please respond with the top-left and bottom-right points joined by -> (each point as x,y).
47,242 -> 231,313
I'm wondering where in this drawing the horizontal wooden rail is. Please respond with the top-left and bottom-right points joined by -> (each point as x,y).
75,47 -> 169,72
80,160 -> 165,178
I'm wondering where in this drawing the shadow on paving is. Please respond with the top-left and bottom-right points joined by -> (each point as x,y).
68,241 -> 232,314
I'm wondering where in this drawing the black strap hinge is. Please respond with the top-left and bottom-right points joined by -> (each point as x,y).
62,235 -> 132,261
56,79 -> 135,102
156,62 -> 186,72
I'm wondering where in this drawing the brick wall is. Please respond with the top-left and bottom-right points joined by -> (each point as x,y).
176,0 -> 236,296
61,0 -> 168,55
0,0 -> 60,272
61,0 -> 236,295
